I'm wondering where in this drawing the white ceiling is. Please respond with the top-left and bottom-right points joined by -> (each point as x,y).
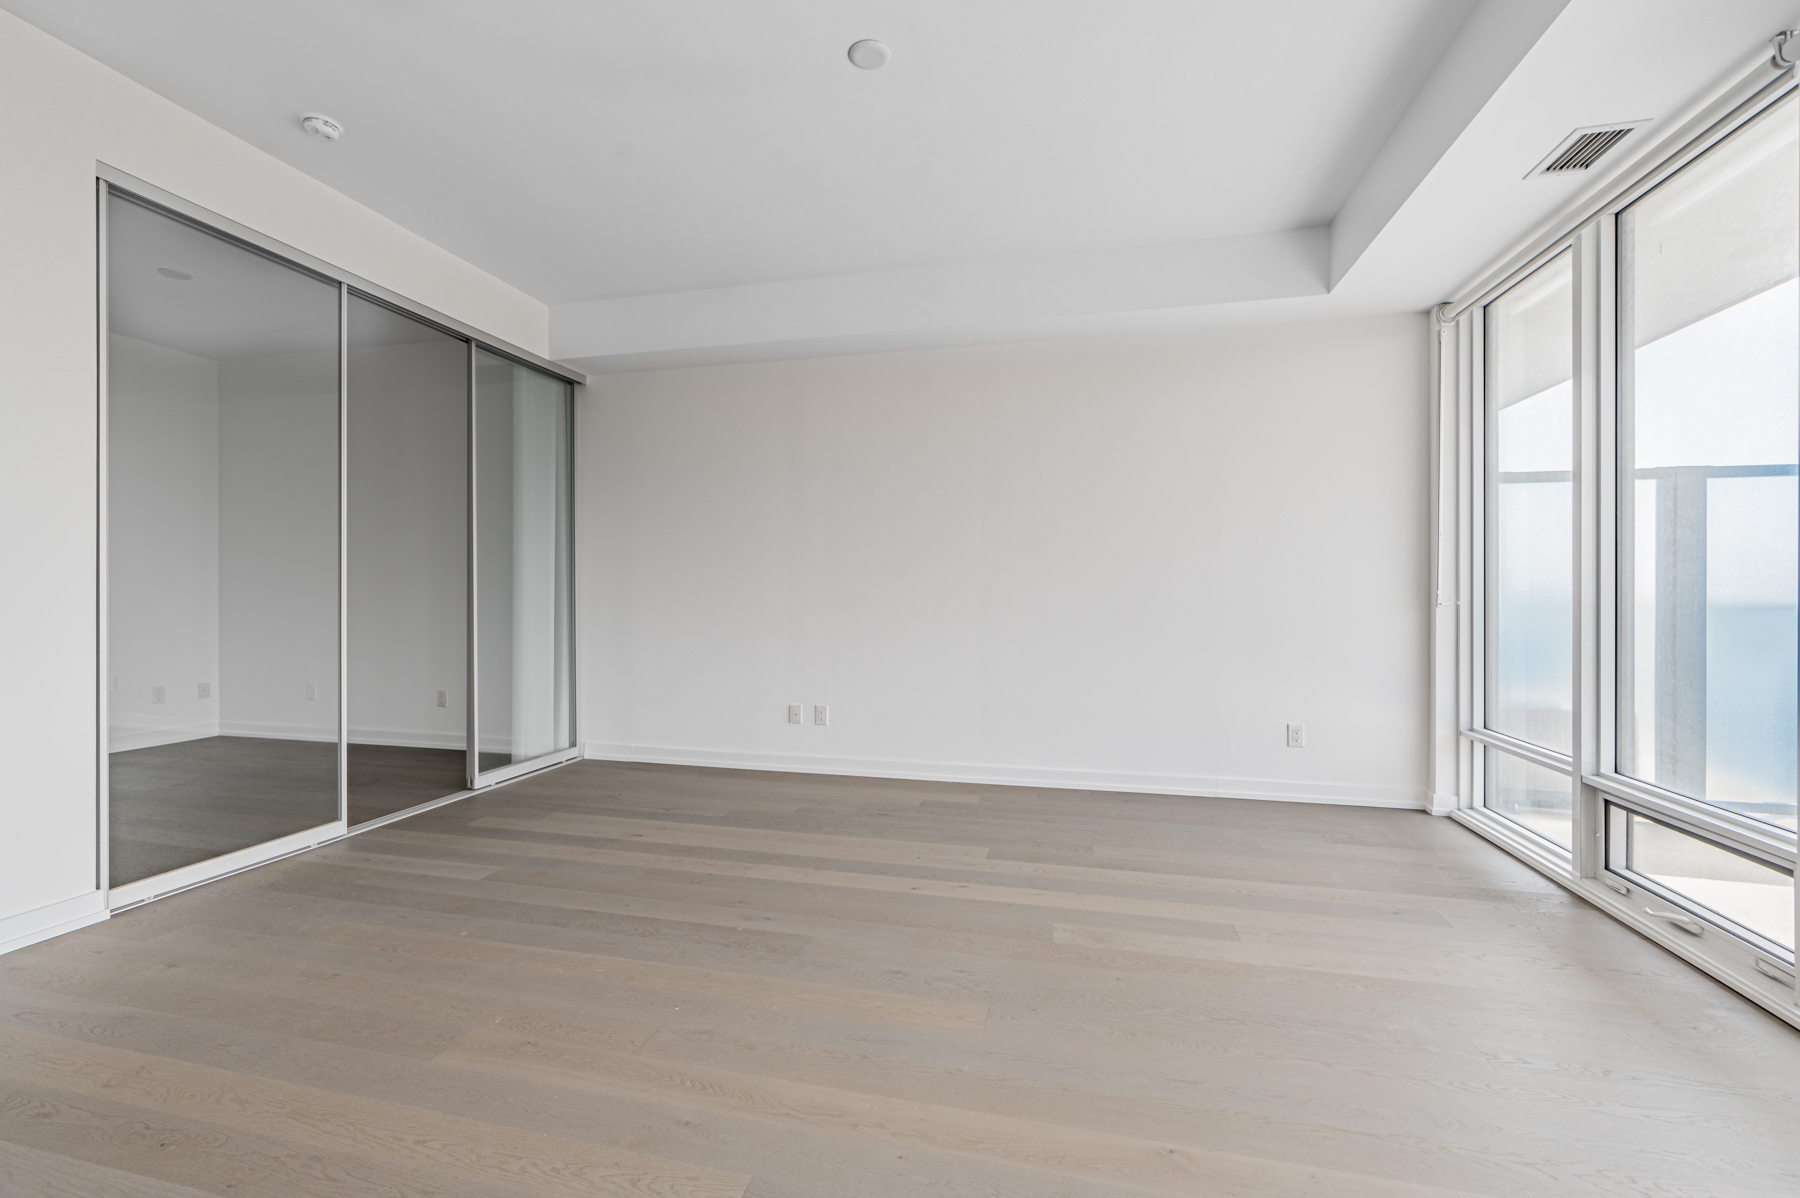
10,0 -> 1800,370
7,0 -> 1473,302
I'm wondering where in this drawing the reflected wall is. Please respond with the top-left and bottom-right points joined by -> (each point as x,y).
346,297 -> 470,825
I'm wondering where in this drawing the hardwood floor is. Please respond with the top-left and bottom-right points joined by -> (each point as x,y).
8,761 -> 1797,1196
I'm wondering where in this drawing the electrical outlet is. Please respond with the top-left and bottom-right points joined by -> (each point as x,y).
1286,723 -> 1305,748
813,704 -> 829,726
787,704 -> 802,724
436,689 -> 449,708
151,686 -> 166,706
198,682 -> 211,699
304,682 -> 316,701
108,675 -> 117,693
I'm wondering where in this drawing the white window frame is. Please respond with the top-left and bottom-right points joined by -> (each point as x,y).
1431,47 -> 1800,1027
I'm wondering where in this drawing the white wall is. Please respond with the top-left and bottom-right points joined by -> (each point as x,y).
107,335 -> 220,750
0,8 -> 547,951
581,315 -> 1430,808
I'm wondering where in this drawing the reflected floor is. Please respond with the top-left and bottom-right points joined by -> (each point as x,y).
109,737 -> 467,888
347,743 -> 467,827
109,736 -> 337,888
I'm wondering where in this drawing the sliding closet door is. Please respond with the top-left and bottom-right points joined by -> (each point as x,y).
346,297 -> 470,825
105,193 -> 343,891
473,349 -> 575,783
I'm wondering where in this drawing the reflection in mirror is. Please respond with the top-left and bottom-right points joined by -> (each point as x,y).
474,350 -> 574,777
106,193 -> 341,887
346,297 -> 470,825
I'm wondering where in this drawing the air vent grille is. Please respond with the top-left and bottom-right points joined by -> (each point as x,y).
1544,127 -> 1633,172
1527,120 -> 1650,179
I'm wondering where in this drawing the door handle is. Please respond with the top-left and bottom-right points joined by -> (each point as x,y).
1644,908 -> 1704,935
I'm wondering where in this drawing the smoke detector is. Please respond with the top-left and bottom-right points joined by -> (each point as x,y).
300,114 -> 343,142
1526,120 -> 1649,178
847,39 -> 890,70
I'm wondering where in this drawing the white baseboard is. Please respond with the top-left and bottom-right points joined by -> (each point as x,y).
348,727 -> 465,751
582,742 -> 1427,810
130,720 -> 469,751
219,719 -> 338,743
0,892 -> 108,957
117,721 -> 467,752
109,721 -> 220,752
1426,792 -> 1461,816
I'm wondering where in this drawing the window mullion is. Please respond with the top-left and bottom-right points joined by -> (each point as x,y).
1571,218 -> 1614,881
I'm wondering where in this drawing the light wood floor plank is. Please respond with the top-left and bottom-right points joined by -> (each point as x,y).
437,1029 -> 1496,1198
0,1023 -> 748,1198
473,812 -> 995,865
307,921 -> 989,1034
0,1137 -> 216,1198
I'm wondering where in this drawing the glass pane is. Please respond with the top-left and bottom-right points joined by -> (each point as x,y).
347,297 -> 469,825
1486,251 -> 1574,754
1619,93 -> 1799,832
1618,808 -> 1794,950
475,350 -> 574,775
1486,749 -> 1572,850
106,194 -> 341,887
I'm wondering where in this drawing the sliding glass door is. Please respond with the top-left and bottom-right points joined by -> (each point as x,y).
102,177 -> 581,902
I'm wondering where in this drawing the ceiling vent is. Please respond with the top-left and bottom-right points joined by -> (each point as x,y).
1526,120 -> 1650,179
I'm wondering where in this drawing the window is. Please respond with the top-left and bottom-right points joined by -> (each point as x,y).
1436,60 -> 1800,1026
1607,805 -> 1795,952
1617,95 -> 1799,833
1481,252 -> 1576,849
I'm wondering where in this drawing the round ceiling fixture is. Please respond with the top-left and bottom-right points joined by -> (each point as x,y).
156,267 -> 193,280
300,114 -> 343,141
847,39 -> 890,70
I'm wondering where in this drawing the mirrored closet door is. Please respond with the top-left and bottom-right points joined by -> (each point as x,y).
346,297 -> 470,827
473,350 -> 575,786
102,180 -> 580,904
105,192 -> 344,893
